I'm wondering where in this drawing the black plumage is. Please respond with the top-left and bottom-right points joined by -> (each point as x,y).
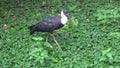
28,17 -> 64,34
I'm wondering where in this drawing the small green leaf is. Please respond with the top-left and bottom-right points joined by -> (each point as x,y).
100,56 -> 107,61
44,42 -> 53,48
107,53 -> 113,59
101,48 -> 111,55
32,37 -> 44,41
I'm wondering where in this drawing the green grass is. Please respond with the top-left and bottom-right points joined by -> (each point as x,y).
0,0 -> 120,68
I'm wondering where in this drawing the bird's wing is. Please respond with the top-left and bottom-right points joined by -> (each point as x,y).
35,17 -> 62,33
35,20 -> 55,32
42,17 -> 63,29
43,17 -> 55,23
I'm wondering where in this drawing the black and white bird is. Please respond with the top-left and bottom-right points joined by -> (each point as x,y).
28,10 -> 73,52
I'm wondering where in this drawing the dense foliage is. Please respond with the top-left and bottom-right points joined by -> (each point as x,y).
0,0 -> 120,68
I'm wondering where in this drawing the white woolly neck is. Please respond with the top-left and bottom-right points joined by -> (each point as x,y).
61,10 -> 68,25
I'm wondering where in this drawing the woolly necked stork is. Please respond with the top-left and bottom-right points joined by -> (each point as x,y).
28,10 -> 73,52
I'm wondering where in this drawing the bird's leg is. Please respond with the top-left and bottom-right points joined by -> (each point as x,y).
51,34 -> 63,52
46,33 -> 53,48
46,33 -> 50,42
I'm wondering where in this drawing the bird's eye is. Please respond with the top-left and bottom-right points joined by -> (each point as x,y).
63,10 -> 68,14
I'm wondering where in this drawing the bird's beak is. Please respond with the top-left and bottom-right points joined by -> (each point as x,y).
67,14 -> 73,24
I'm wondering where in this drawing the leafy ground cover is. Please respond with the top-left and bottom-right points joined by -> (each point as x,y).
0,0 -> 120,68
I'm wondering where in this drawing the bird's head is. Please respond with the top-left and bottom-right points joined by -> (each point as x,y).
62,10 -> 69,16
61,10 -> 73,25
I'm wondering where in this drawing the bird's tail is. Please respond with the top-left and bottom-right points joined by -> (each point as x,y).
28,25 -> 36,35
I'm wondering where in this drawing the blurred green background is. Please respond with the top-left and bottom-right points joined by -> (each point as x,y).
0,0 -> 120,68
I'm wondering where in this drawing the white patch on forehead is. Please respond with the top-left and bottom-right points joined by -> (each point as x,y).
61,10 -> 68,25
